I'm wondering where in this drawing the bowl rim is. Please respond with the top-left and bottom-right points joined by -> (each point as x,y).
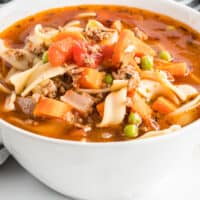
0,0 -> 199,146
0,118 -> 199,146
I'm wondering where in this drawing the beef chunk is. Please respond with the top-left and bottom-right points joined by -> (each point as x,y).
16,97 -> 36,116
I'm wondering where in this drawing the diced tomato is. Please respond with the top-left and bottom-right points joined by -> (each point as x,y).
72,41 -> 103,68
72,41 -> 87,66
102,44 -> 115,60
127,90 -> 135,97
48,38 -> 73,66
135,52 -> 144,58
91,50 -> 103,67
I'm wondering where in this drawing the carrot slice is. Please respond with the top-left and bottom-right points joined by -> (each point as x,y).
48,38 -> 74,66
112,29 -> 135,66
96,102 -> 105,118
112,29 -> 155,66
130,93 -> 152,120
156,62 -> 188,77
78,68 -> 104,89
152,96 -> 177,114
34,97 -> 72,119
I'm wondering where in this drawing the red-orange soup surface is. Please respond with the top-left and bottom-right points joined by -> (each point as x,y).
0,5 -> 199,142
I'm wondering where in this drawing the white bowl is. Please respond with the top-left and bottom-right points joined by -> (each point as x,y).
0,0 -> 200,199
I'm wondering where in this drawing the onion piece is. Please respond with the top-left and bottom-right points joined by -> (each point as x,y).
129,92 -> 159,130
98,87 -> 127,127
61,90 -> 94,114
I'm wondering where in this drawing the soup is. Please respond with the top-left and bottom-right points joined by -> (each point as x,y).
0,5 -> 199,142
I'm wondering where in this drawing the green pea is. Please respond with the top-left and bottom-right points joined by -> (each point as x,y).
104,74 -> 113,84
128,112 -> 142,126
141,55 -> 154,70
159,50 -> 172,61
123,124 -> 139,138
42,51 -> 48,64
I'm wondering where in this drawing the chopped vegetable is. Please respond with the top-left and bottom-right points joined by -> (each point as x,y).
112,29 -> 156,66
128,92 -> 159,130
61,90 -> 94,114
130,93 -> 152,119
42,51 -> 48,63
128,112 -> 142,126
72,41 -> 103,68
159,50 -> 172,61
156,62 -> 188,77
124,124 -> 138,138
141,55 -> 154,70
104,74 -> 113,84
112,29 -> 135,66
152,96 -> 177,114
102,44 -> 115,61
96,102 -> 105,118
34,97 -> 71,119
48,38 -> 73,66
79,68 -> 104,89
